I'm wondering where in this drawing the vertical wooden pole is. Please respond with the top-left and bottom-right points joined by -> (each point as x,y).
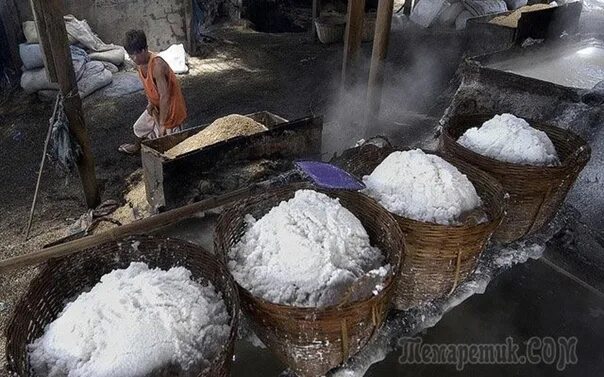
32,0 -> 100,208
341,0 -> 365,88
366,0 -> 394,122
185,0 -> 194,53
0,0 -> 24,70
29,0 -> 57,81
311,0 -> 320,42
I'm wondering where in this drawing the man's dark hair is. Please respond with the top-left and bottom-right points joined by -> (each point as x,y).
124,30 -> 147,54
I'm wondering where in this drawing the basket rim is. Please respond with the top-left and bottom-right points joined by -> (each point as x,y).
315,15 -> 347,26
442,113 -> 591,173
5,235 -> 240,376
217,185 -> 403,316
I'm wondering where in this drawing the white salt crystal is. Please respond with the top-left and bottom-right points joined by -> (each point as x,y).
228,189 -> 386,308
362,149 -> 483,225
457,113 -> 560,166
29,262 -> 230,377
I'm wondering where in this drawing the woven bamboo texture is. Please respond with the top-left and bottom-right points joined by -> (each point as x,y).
440,113 -> 591,243
5,235 -> 239,377
315,16 -> 346,44
335,146 -> 506,310
214,183 -> 404,377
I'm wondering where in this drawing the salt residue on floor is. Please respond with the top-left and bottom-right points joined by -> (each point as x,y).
29,262 -> 230,377
228,189 -> 386,307
362,149 -> 482,225
458,113 -> 560,166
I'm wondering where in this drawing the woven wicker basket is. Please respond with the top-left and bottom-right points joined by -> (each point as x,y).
440,114 -> 591,243
335,145 -> 506,310
315,15 -> 346,44
214,183 -> 404,377
5,236 -> 239,377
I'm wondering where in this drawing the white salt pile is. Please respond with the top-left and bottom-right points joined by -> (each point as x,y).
362,149 -> 483,225
228,189 -> 387,308
457,113 -> 560,166
29,262 -> 230,377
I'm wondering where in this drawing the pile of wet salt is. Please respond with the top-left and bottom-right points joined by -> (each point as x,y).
362,149 -> 483,225
28,262 -> 230,377
228,189 -> 388,308
457,113 -> 560,166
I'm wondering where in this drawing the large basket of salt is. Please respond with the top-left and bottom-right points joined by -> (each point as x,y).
336,145 -> 506,310
214,183 -> 404,377
6,236 -> 239,377
441,113 -> 591,243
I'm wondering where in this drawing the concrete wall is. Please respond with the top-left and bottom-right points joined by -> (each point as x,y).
16,0 -> 191,51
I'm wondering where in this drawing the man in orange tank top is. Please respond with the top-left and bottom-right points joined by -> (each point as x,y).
119,30 -> 187,155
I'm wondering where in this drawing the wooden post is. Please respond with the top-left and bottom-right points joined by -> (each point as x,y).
341,0 -> 365,88
0,0 -> 24,70
0,182 -> 270,273
29,0 -> 57,81
32,0 -> 100,208
311,0 -> 320,42
366,0 -> 394,122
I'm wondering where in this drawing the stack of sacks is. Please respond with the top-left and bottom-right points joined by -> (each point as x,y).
20,44 -> 113,99
20,15 -> 126,98
20,15 -> 189,98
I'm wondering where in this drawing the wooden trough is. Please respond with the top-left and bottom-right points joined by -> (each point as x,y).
141,112 -> 323,211
465,2 -> 582,56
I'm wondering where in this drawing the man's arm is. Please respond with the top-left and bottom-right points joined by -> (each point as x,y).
153,58 -> 171,136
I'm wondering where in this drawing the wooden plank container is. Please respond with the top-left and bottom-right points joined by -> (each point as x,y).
141,112 -> 323,211
465,2 -> 582,56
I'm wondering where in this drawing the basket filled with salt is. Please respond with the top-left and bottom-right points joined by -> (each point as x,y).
214,183 -> 404,377
6,236 -> 239,377
340,146 -> 506,310
441,113 -> 590,243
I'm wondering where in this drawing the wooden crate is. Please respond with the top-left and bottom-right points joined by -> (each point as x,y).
141,112 -> 323,211
466,2 -> 582,56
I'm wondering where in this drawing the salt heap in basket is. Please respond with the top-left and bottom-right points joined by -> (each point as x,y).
362,149 -> 483,225
28,262 -> 231,377
228,189 -> 389,307
457,113 -> 560,166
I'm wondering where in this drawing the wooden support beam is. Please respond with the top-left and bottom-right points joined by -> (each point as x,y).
311,0 -> 320,42
366,0 -> 394,122
0,0 -> 23,70
29,0 -> 57,82
33,0 -> 100,208
0,184 -> 266,273
341,0 -> 365,88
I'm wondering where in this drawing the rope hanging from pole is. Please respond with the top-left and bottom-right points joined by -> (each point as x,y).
51,90 -> 82,172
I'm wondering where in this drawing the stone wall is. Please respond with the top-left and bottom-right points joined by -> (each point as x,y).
15,0 -> 191,51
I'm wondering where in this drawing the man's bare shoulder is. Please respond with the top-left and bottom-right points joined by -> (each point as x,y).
153,56 -> 171,76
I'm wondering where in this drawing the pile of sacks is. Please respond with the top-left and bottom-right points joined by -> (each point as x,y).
20,14 -> 126,98
410,0 -> 556,30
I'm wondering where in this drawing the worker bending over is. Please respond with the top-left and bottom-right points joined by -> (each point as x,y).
119,29 -> 187,155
